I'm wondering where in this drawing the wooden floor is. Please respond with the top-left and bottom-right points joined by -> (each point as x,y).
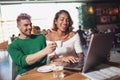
0,48 -> 120,80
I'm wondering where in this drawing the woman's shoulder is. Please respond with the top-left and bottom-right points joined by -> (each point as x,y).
67,31 -> 79,40
69,31 -> 76,38
46,30 -> 57,40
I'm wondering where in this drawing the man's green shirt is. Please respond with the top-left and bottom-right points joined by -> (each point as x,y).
7,34 -> 47,75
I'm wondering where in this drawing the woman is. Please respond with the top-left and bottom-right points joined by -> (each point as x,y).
46,10 -> 84,63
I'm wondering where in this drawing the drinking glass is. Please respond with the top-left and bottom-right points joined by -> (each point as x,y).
51,62 -> 64,80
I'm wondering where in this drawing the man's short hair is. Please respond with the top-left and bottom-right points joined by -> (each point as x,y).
16,13 -> 31,23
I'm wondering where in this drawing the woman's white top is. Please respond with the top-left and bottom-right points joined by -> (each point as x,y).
46,33 -> 83,63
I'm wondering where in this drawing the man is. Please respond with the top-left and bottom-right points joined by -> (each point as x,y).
10,34 -> 16,42
34,26 -> 41,34
7,13 -> 57,80
77,25 -> 87,47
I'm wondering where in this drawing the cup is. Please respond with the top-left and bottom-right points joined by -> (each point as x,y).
52,62 -> 64,80
46,41 -> 53,45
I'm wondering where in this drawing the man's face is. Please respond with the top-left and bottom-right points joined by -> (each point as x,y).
17,19 -> 32,37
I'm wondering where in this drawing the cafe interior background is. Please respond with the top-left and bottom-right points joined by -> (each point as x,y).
0,0 -> 120,80
0,0 -> 120,43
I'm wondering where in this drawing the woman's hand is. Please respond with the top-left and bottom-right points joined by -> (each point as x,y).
54,56 -> 81,63
61,56 -> 77,63
51,53 -> 84,63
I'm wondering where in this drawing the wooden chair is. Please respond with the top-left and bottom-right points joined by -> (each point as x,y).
0,41 -> 8,51
0,41 -> 8,60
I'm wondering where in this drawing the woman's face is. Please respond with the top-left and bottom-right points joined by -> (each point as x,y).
55,12 -> 70,32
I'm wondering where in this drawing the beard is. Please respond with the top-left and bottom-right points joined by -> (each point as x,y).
20,30 -> 31,37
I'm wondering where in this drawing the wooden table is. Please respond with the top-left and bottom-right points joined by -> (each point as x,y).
19,62 -> 120,80
19,68 -> 89,80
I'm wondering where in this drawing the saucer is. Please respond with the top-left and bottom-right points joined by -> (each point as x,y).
37,66 -> 53,72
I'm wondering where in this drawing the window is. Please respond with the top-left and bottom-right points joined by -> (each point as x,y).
0,3 -> 81,43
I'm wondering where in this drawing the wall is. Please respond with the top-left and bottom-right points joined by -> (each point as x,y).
78,2 -> 120,32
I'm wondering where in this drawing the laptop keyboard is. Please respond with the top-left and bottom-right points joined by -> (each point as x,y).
65,62 -> 83,68
63,59 -> 84,71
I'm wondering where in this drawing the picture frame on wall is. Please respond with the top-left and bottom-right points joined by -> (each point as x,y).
100,16 -> 110,23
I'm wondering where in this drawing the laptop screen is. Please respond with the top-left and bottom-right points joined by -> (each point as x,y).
82,32 -> 115,73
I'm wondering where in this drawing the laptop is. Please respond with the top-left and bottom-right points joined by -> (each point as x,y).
63,32 -> 115,73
